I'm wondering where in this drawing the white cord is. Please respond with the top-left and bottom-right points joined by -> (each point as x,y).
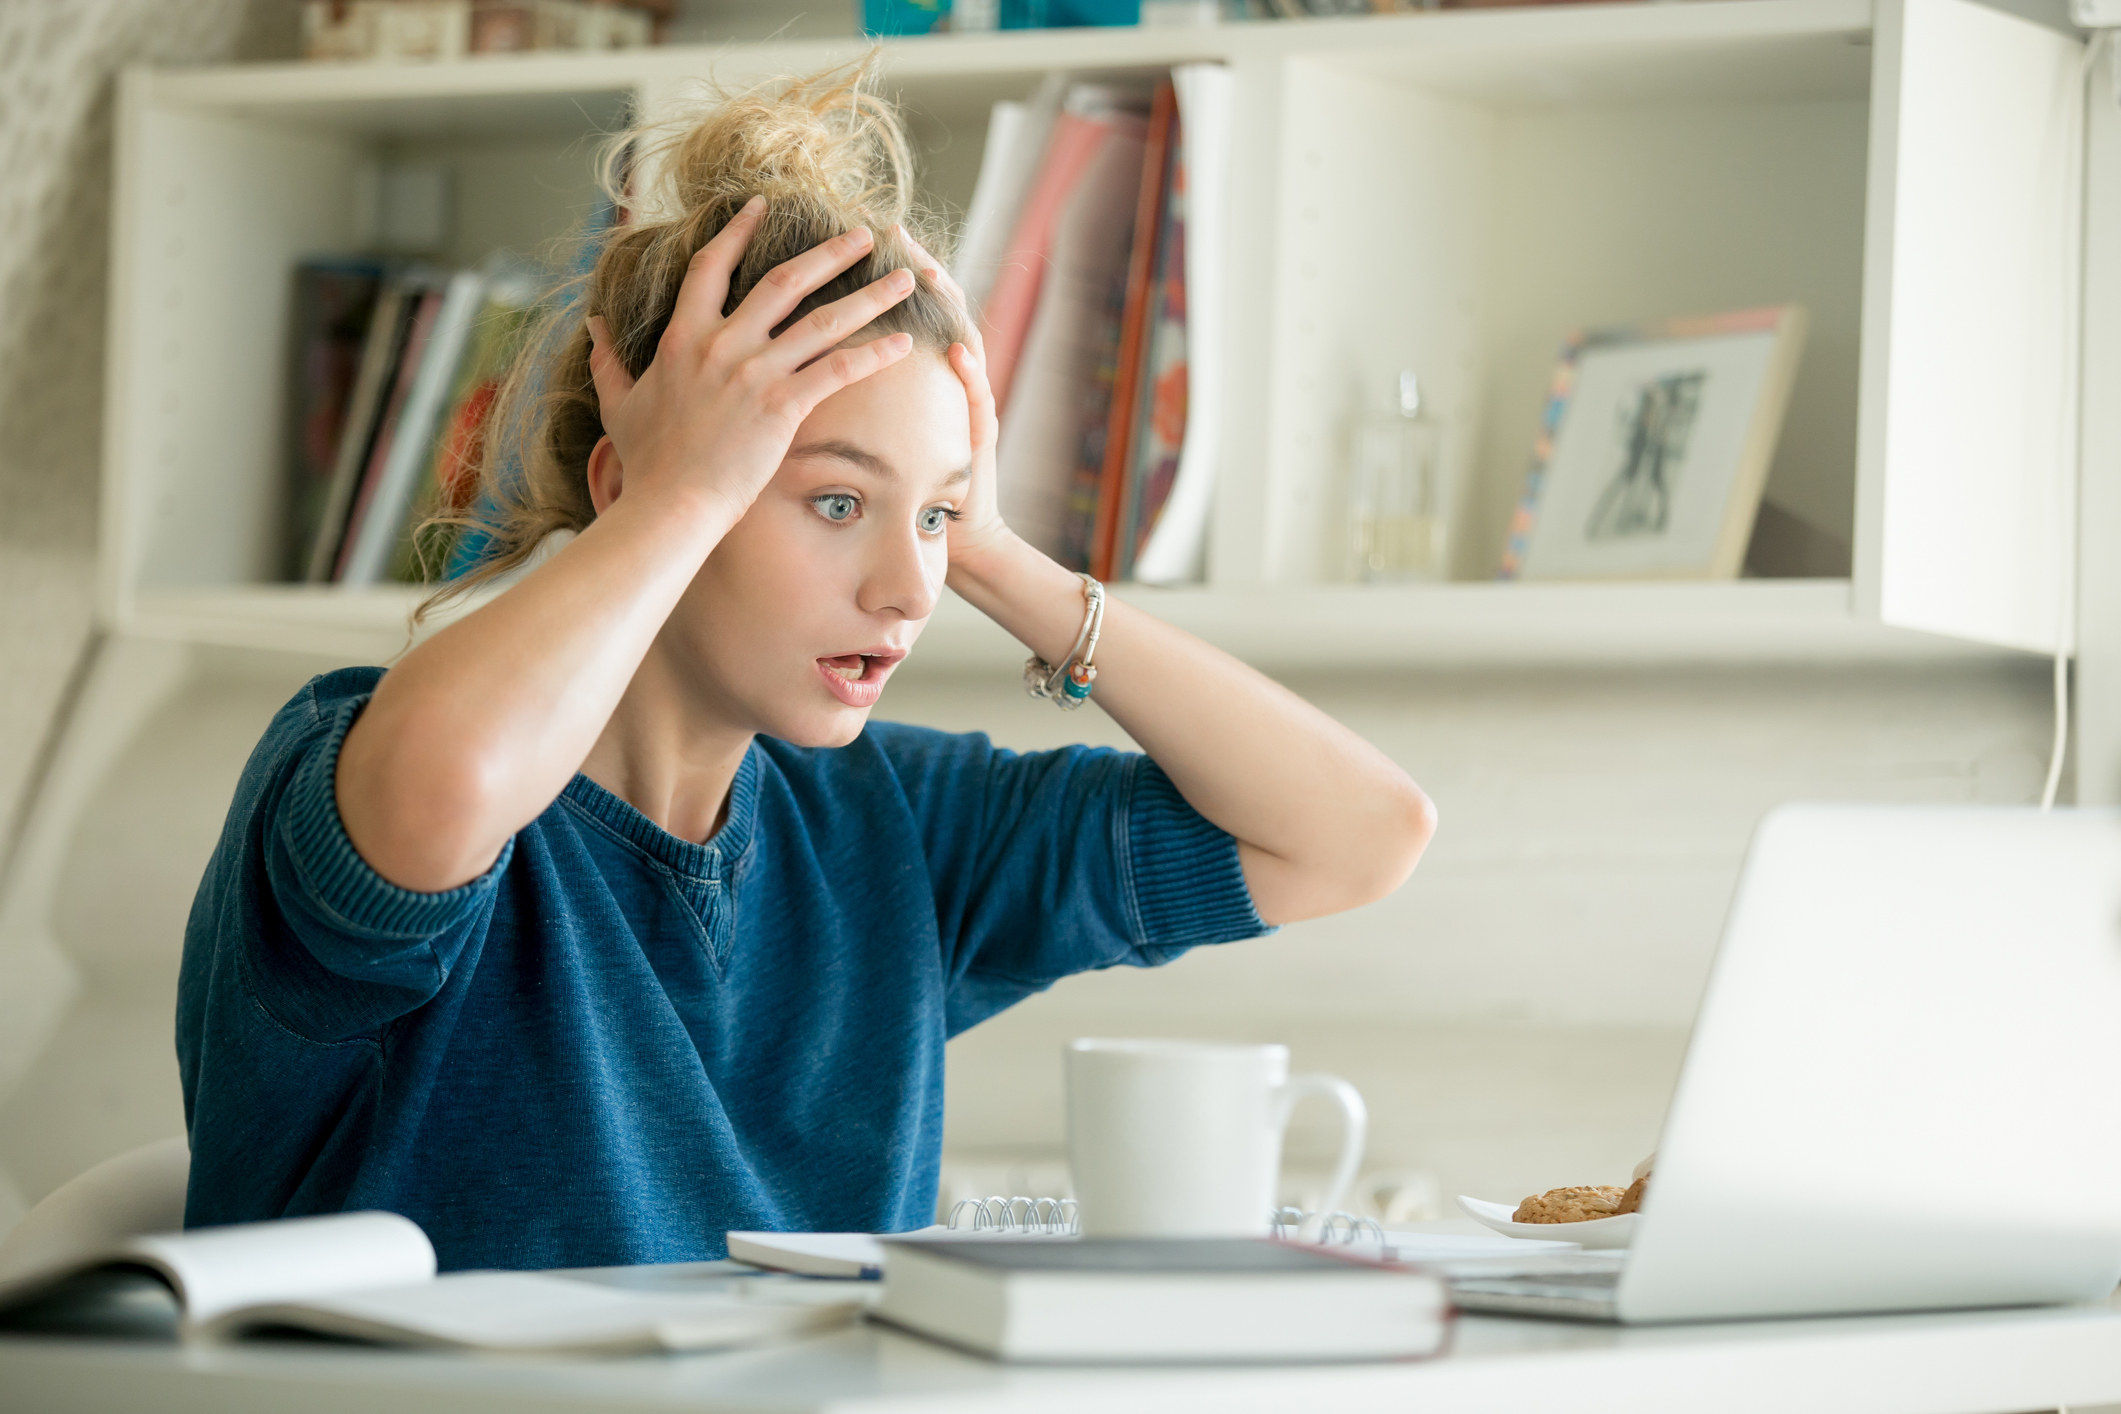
2042,30 -> 2113,811
2042,649 -> 2069,810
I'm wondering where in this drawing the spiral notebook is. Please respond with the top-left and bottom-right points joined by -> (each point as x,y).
727,1197 -> 1076,1279
725,1197 -> 1520,1280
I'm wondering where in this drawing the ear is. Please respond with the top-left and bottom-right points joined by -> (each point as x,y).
587,434 -> 623,515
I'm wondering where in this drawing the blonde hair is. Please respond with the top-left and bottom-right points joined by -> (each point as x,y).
414,57 -> 969,621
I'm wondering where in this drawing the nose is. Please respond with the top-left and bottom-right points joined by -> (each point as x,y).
855,514 -> 942,623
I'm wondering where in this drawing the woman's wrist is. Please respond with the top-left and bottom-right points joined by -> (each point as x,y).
597,479 -> 745,566
945,531 -> 1096,669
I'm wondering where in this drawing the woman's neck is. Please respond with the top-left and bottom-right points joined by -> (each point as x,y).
579,643 -> 754,847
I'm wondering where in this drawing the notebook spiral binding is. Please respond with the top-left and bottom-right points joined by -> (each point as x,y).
1270,1207 -> 1388,1246
948,1196 -> 1079,1234
944,1197 -> 1387,1246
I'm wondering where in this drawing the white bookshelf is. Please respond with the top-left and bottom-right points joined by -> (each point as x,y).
100,0 -> 2087,668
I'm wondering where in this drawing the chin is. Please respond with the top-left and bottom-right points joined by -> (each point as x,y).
756,701 -> 873,750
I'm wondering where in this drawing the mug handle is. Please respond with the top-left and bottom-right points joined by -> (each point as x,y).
1273,1073 -> 1368,1237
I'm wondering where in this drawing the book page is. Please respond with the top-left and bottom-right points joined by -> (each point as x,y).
996,106 -> 1149,559
0,1137 -> 190,1301
127,1211 -> 434,1328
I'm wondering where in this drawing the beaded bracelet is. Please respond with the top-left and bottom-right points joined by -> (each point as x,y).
1023,573 -> 1105,711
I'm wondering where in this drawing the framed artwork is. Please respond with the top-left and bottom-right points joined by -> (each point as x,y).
1499,306 -> 1807,581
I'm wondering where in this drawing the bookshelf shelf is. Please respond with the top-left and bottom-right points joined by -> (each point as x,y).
102,0 -> 2084,671
141,0 -> 1874,115
124,579 -> 2017,671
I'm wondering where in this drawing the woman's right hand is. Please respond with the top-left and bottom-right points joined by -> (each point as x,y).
584,196 -> 918,528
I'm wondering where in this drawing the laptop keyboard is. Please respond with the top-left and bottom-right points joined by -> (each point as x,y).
1457,1269 -> 1622,1293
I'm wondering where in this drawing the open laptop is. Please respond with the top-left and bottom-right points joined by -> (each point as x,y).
1452,803 -> 2121,1324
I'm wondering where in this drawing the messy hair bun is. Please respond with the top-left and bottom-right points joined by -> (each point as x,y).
416,57 -> 969,619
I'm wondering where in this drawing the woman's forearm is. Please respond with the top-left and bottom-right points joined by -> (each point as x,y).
946,533 -> 1435,925
339,488 -> 734,893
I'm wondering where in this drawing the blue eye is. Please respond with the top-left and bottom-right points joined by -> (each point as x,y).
812,494 -> 858,523
918,506 -> 953,536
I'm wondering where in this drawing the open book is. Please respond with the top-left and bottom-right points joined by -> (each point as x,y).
0,1208 -> 863,1355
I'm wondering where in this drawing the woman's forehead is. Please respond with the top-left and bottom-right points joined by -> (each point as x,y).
790,353 -> 971,484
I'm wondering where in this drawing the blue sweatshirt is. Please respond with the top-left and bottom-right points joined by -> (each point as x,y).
175,667 -> 1270,1270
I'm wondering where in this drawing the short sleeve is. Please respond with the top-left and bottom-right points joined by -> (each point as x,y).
865,723 -> 1274,1035
224,671 -> 511,1040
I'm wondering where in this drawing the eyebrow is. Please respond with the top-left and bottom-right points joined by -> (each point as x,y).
787,439 -> 972,487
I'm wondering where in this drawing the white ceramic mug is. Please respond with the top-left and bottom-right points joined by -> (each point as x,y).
1064,1038 -> 1368,1238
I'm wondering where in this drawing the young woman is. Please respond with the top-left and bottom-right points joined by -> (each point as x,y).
176,68 -> 1434,1271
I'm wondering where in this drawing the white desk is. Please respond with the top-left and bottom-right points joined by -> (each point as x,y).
6,1297 -> 2121,1414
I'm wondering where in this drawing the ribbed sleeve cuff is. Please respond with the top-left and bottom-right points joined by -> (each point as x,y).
1125,757 -> 1274,952
278,691 -> 513,940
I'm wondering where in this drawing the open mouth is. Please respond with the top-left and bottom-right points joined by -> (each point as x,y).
814,647 -> 907,708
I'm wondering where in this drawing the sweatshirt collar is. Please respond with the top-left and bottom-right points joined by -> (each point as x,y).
559,741 -> 759,880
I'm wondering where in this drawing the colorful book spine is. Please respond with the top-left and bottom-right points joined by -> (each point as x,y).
1117,115 -> 1189,581
283,260 -> 386,581
1090,77 -> 1177,582
388,287 -> 540,583
333,283 -> 445,582
339,269 -> 488,586
306,277 -> 414,582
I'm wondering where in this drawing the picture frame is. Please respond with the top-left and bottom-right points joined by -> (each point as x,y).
1498,306 -> 1808,581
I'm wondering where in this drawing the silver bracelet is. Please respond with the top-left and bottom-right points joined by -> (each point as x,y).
1023,574 -> 1104,711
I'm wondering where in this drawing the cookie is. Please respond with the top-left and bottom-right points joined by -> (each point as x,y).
1615,1173 -> 1648,1215
1511,1185 -> 1626,1224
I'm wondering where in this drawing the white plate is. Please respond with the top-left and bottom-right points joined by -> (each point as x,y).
1456,1195 -> 1637,1250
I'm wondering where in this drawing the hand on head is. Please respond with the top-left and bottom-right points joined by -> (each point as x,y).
582,197 -> 917,529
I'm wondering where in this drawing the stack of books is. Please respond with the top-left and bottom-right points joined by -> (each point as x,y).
959,63 -> 1231,584
281,256 -> 540,587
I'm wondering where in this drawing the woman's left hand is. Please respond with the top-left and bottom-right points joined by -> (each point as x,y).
895,229 -> 1011,575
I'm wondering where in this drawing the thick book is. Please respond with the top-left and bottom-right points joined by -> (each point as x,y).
0,1210 -> 862,1354
874,1237 -> 1451,1363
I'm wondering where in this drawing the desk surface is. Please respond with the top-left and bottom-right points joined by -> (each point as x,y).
6,1293 -> 2121,1414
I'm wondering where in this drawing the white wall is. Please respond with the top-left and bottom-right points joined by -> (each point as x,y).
0,0 -> 304,1230
891,657 -> 2055,1207
0,644 -> 2055,1226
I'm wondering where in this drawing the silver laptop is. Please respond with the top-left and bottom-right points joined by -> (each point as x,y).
1453,803 -> 2121,1323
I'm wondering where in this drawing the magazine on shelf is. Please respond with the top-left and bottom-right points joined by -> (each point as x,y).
1088,76 -> 1177,582
993,85 -> 1147,561
964,63 -> 1230,585
953,73 -> 1066,311
1131,62 -> 1232,586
